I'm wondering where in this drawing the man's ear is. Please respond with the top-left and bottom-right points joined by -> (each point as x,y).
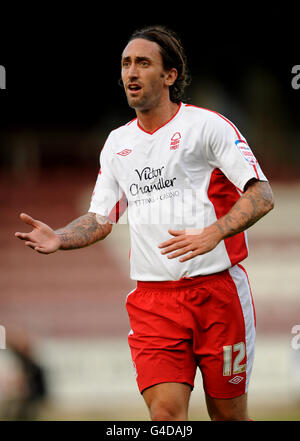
164,68 -> 178,86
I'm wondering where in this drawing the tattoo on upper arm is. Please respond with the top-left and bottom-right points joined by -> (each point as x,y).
56,212 -> 112,250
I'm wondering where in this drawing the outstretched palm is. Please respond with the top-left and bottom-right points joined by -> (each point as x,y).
15,213 -> 61,254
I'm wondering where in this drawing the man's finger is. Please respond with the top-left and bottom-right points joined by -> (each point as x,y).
158,236 -> 184,249
15,232 -> 30,240
168,229 -> 186,236
35,247 -> 44,253
25,241 -> 38,249
158,230 -> 187,248
160,240 -> 189,254
167,246 -> 194,259
179,251 -> 199,262
19,213 -> 39,227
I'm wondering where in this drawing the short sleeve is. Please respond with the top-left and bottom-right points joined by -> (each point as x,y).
88,133 -> 127,223
206,113 -> 268,191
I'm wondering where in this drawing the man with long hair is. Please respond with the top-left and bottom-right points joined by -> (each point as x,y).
15,26 -> 274,420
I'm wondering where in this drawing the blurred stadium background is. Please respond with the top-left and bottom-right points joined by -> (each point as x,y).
0,8 -> 300,420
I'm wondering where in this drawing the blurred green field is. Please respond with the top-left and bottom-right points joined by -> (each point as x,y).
3,402 -> 299,421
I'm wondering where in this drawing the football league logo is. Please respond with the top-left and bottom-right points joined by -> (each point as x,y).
170,132 -> 181,150
235,140 -> 257,165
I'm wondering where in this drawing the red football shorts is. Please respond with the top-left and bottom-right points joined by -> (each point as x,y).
126,264 -> 256,399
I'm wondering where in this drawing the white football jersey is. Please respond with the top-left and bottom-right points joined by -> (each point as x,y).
89,103 -> 267,281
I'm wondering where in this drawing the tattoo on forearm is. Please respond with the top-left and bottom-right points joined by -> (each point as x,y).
216,181 -> 274,239
55,213 -> 112,250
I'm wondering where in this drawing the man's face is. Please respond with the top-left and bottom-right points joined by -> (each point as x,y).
121,38 -> 171,111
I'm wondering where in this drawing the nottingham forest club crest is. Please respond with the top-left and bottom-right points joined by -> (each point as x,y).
170,132 -> 181,150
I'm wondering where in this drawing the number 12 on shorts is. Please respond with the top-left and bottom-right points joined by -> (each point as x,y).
223,342 -> 246,376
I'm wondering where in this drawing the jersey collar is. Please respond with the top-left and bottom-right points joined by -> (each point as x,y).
136,102 -> 183,135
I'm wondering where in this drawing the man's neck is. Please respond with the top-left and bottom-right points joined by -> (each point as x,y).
136,101 -> 180,134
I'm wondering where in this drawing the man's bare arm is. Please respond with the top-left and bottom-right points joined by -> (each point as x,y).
15,212 -> 112,254
158,179 -> 274,262
56,213 -> 112,250
214,179 -> 274,239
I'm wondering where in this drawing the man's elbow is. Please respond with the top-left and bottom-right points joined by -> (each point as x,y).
263,183 -> 275,214
92,213 -> 113,241
268,193 -> 275,212
246,179 -> 275,215
104,222 -> 113,238
100,222 -> 113,240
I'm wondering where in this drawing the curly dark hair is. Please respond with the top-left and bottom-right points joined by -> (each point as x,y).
127,25 -> 191,104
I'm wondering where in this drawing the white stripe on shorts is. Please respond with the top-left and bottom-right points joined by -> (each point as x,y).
126,287 -> 137,302
228,265 -> 256,393
126,287 -> 137,337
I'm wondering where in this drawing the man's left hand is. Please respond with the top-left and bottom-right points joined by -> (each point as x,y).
158,225 -> 223,262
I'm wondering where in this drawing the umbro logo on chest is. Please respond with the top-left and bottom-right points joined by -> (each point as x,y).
117,149 -> 132,156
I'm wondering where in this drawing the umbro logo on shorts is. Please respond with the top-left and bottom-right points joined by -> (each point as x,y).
117,149 -> 132,156
228,376 -> 244,384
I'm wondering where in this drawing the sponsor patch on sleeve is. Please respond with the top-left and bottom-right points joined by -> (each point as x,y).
235,140 -> 258,165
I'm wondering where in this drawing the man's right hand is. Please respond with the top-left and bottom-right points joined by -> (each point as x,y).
15,213 -> 62,254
